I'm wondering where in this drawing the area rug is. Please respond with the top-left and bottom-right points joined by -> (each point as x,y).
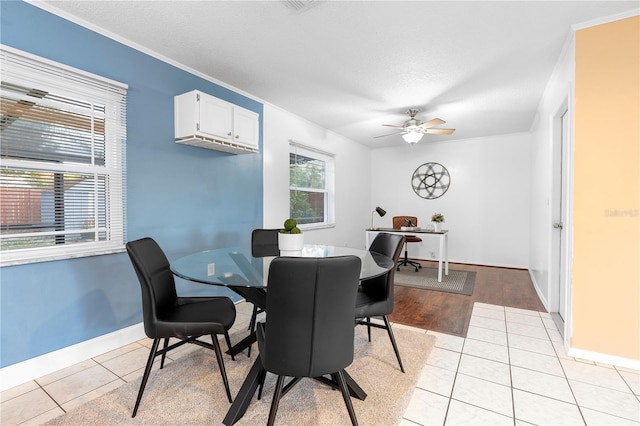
395,266 -> 476,295
45,327 -> 434,426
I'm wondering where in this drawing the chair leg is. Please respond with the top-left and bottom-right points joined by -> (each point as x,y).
132,338 -> 160,417
398,245 -> 421,272
248,305 -> 259,357
248,304 -> 258,330
382,316 -> 405,373
257,368 -> 267,400
334,370 -> 358,426
159,337 -> 169,369
267,375 -> 285,426
223,331 -> 235,362
366,317 -> 372,342
211,334 -> 233,403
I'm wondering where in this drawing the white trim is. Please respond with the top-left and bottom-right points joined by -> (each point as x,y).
571,8 -> 640,31
528,268 -> 551,312
568,347 -> 640,371
299,222 -> 336,231
0,323 -> 145,391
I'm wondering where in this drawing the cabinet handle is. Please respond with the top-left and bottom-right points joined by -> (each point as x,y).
227,132 -> 232,136
235,135 -> 239,139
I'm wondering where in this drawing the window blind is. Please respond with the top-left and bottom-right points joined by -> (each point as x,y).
0,45 -> 127,266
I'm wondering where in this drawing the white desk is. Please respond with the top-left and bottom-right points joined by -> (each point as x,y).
366,228 -> 449,282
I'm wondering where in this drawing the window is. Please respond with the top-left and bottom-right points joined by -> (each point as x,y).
289,142 -> 334,228
0,45 -> 127,266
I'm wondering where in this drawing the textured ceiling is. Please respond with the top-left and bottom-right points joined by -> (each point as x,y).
38,0 -> 638,147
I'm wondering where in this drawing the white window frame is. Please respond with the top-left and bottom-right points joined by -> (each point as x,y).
0,45 -> 127,266
289,142 -> 335,230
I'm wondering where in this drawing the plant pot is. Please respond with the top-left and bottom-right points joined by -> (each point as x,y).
433,222 -> 442,232
278,233 -> 304,253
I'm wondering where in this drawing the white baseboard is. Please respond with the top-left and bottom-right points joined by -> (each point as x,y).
0,323 -> 146,392
415,258 -> 527,270
527,271 -> 639,371
568,347 -> 640,371
528,268 -> 550,312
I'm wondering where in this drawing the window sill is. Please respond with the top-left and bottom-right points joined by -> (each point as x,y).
299,223 -> 335,231
0,245 -> 126,267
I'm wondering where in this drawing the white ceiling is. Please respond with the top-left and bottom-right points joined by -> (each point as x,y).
39,0 -> 638,148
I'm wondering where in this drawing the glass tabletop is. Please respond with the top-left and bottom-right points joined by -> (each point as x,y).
170,244 -> 394,288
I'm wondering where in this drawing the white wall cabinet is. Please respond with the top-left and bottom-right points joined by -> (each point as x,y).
233,106 -> 260,147
175,90 -> 259,154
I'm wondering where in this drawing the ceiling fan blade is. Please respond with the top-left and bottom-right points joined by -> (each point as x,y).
424,128 -> 455,135
373,131 -> 405,139
381,124 -> 403,128
419,118 -> 446,129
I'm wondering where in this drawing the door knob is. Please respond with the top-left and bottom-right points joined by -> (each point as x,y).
553,222 -> 563,229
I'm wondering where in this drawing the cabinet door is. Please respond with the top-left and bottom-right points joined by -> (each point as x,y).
199,94 -> 233,140
233,107 -> 259,148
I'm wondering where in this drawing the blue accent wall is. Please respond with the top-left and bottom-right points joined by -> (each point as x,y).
0,2 -> 263,367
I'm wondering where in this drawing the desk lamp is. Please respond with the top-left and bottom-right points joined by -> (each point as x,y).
370,206 -> 386,230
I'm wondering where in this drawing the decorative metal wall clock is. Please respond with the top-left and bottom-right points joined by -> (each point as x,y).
411,162 -> 450,199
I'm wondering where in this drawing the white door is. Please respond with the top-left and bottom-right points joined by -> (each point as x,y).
552,108 -> 569,323
558,110 -> 569,320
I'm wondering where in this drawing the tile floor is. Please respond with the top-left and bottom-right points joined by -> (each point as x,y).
2,302 -> 639,425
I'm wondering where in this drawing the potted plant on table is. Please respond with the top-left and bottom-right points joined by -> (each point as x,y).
431,213 -> 445,232
278,218 -> 304,253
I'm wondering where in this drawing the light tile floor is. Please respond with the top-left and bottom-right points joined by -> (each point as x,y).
2,302 -> 639,425
400,303 -> 640,426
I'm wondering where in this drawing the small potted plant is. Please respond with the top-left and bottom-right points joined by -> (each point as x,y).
278,218 -> 304,253
431,213 -> 445,232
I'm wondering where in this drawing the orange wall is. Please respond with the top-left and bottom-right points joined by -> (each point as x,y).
573,16 -> 639,360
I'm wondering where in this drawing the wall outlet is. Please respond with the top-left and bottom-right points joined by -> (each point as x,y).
207,263 -> 215,276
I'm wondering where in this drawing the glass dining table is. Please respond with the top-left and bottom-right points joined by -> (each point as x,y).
171,244 -> 393,288
170,244 -> 395,425
171,244 -> 394,312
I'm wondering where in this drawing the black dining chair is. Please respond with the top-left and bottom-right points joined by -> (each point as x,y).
257,256 -> 362,426
246,229 -> 280,355
251,228 -> 280,258
355,232 -> 406,372
126,237 -> 237,417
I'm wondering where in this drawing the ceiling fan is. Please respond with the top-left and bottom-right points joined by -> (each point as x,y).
374,109 -> 455,144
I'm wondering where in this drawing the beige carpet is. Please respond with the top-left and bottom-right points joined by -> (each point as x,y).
46,326 -> 434,425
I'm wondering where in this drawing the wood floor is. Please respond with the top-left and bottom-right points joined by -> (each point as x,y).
389,260 -> 547,338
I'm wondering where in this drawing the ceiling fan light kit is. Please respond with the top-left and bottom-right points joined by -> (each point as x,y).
376,109 -> 456,144
402,130 -> 423,144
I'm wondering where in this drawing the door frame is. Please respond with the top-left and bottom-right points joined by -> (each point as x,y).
549,91 -> 574,345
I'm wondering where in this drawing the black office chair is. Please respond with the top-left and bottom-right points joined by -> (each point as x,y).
355,232 -> 406,372
393,215 -> 422,272
126,237 -> 237,417
247,229 -> 280,355
257,256 -> 362,426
